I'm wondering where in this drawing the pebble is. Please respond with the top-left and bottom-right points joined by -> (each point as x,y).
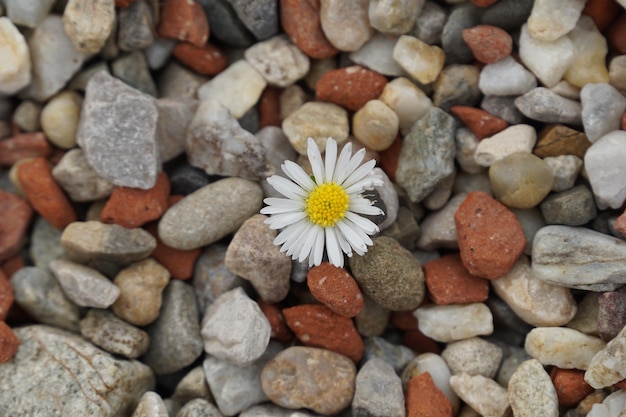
166,162 -> 210,196
40,91 -> 82,149
455,191 -> 527,279
534,124 -> 591,159
282,102 -> 349,155
563,16 -> 610,88
28,15 -> 90,101
239,404 -> 321,417
354,294 -> 391,337
201,287 -> 270,366
131,391 -> 168,417
28,217 -> 65,269
567,292 -> 600,336
157,61 -> 206,99
79,309 -> 149,359
380,206 -> 420,249
316,65 -> 388,112
489,152 -> 554,209
0,321 -> 19,363
352,99 -> 399,151
228,0 -> 278,40
142,280 -> 203,375
225,214 -> 291,303
257,300 -> 294,343
585,130 -> 626,209
0,132 -> 52,167
319,0 -> 372,52
423,254 -> 489,305
362,336 -> 415,373
157,0 -> 208,47
525,327 -> 606,370
550,368 -> 594,407
474,125 -> 536,167
423,170 -> 455,211
540,185 -> 597,226
0,189 -> 32,261
172,42 -> 228,76
393,35 -> 445,84
462,25 -> 512,64
0,17 -> 31,95
176,399 -> 222,417
245,35 -> 310,87
111,51 -> 158,97
283,304 -> 364,362
348,33 -> 405,77
352,358 -> 405,417
415,303 -> 494,343
585,325 -> 626,388
508,359 -> 559,417
0,269 -> 13,321
155,98 -> 199,162
117,1 -> 155,51
369,0 -> 423,34
410,1 -> 447,44
450,106 -> 508,140
379,77 -> 432,135
402,352 -> 459,412
441,3 -> 481,64
278,84 -> 307,121
12,100 -> 41,132
406,372 -> 453,417
598,289 -> 626,341
416,193 -> 466,250
586,390 -> 626,417
145,38 -> 177,70
63,0 -> 115,54
49,259 -> 120,308
171,366 -> 213,406
17,157 -> 77,229
581,83 -> 626,143
280,0 -> 338,59
527,0 -> 585,42
532,225 -> 626,291
349,236 -> 425,311
444,338 -> 502,380
396,107 -> 456,203
543,155 -> 583,192
0,325 -> 155,416
432,64 -> 481,111
198,0 -> 252,47
11,267 -> 81,331
515,87 -> 582,125
609,55 -> 626,95
158,177 -> 262,250
478,57 -> 537,96
261,346 -> 356,415
481,95 -> 525,125
4,0 -> 55,28
449,373 -> 510,417
306,262 -> 363,318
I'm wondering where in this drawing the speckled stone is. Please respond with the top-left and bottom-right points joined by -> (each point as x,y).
442,337 -> 503,378
282,102 -> 349,155
514,87 -> 582,125
393,35 -> 445,84
442,3 -> 482,64
598,288 -> 626,341
581,82 -> 626,143
525,327 -> 605,371
508,359 -> 559,417
227,0 -> 278,40
49,259 -> 120,308
80,309 -> 150,359
543,155 -> 583,192
352,357 -> 405,417
432,64 -> 481,111
540,185 -> 597,226
449,373 -> 510,417
244,34 -> 310,87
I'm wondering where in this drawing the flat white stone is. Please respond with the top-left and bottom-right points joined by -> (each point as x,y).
525,327 -> 606,370
415,303 -> 493,343
244,35 -> 309,87
508,359 -> 558,417
585,326 -> 626,389
449,373 -> 510,417
527,0 -> 585,42
474,124 -> 536,167
543,155 -> 583,192
585,130 -> 626,209
0,17 -> 31,96
478,57 -> 537,96
519,24 -> 575,88
379,77 -> 432,135
581,83 -> 626,143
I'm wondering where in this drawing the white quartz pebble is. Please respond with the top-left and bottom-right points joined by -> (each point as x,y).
525,327 -> 606,370
415,303 -> 493,343
474,124 -> 536,167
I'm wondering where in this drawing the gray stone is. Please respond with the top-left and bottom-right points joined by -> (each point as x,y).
514,87 -> 582,125
4,0 -> 55,28
167,162 -> 211,196
540,185 -> 597,226
12,100 -> 41,132
118,0 -> 155,51
176,399 -> 223,417
486,295 -> 534,337
567,292 -> 600,336
423,169 -> 455,211
198,0 -> 254,47
29,217 -> 66,269
348,33 -> 406,77
511,208 -> 545,255
416,193 -> 466,251
112,51 -> 158,97
11,267 -> 81,331
258,126 -> 297,198
581,83 -> 626,143
226,0 -> 278,40
142,280 -> 204,375
201,287 -> 271,366
496,345 -> 531,388
77,71 -> 160,190
480,0 -> 533,32
442,338 -> 503,378
352,358 -> 405,417
185,99 -> 270,180
68,61 -> 110,91
0,325 -> 155,417
379,206 -> 419,250
171,366 -> 213,405
240,404 -> 323,417
481,95 -> 525,125
204,342 -> 282,416
532,225 -> 626,291
80,309 -> 150,359
244,34 -> 310,87
478,57 -> 537,96
585,131 -> 626,209
409,0 -> 447,45
354,294 -> 391,337
585,325 -> 626,389
433,64 -> 481,111
155,98 -> 199,162
50,259 -> 120,308
132,391 -> 168,417
63,0 -> 115,54
508,359 -> 559,417
396,107 -> 456,203
144,38 -> 176,70
453,172 -> 493,196
441,3 -> 482,64
238,106 -> 259,133
455,128 -> 482,174
158,61 -> 207,100
362,336 -> 415,373
544,155 -> 583,192
158,177 -> 262,250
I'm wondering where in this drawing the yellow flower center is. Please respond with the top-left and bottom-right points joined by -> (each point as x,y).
305,182 -> 350,227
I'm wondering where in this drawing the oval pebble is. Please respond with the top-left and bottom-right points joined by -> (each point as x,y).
415,303 -> 493,343
442,337 -> 503,378
49,259 -> 120,308
79,309 -> 150,359
525,327 -> 606,370
449,373 -> 510,417
352,358 -> 405,417
508,359 -> 559,417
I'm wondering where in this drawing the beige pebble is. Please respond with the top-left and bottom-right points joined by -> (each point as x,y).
525,327 -> 606,370
352,99 -> 399,151
379,77 -> 432,135
282,102 -> 349,155
393,35 -> 445,84
41,91 -> 83,149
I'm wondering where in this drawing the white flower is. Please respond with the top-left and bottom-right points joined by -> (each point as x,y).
261,137 -> 384,268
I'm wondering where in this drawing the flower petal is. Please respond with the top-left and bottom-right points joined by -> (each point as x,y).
324,138 -> 337,184
298,223 -> 318,263
343,159 -> 378,191
349,197 -> 384,216
307,137 -> 325,184
336,219 -> 369,256
311,225 -> 325,267
274,219 -> 308,247
265,211 -> 307,229
334,226 -> 353,258
337,147 -> 366,185
281,160 -> 315,191
345,211 -> 380,235
325,227 -> 343,268
333,142 -> 353,183
267,176 -> 307,199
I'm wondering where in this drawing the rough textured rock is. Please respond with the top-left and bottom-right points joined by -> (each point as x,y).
80,309 -> 150,359
525,327 -> 605,370
49,259 -> 120,308
585,325 -> 626,389
508,359 -> 559,417
63,0 -> 115,54
415,303 -> 494,343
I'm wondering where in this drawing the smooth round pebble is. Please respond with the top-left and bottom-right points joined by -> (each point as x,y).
584,130 -> 626,209
379,77 -> 432,136
49,259 -> 120,308
540,185 -> 597,226
449,373 -> 510,417
415,303 -> 494,343
352,99 -> 399,151
393,35 -> 445,84
319,0 -> 373,51
79,309 -> 150,359
442,337 -> 503,378
508,359 -> 559,417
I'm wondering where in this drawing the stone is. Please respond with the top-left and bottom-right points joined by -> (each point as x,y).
534,124 -> 591,159
166,162 -> 211,196
550,368 -> 594,407
171,366 -> 213,405
111,51 -> 158,97
319,0 -> 373,51
239,404 -> 321,417
348,33 -> 405,77
28,218 -> 65,270
352,358 -> 404,417
158,177 -> 263,250
515,87 -> 582,125
489,152 -> 554,209
416,193 -> 466,251
462,24 -> 512,64
379,77 -> 432,136
261,346 -> 356,415
28,15 -> 91,101
609,55 -> 626,95
172,42 -> 229,76
0,325 -> 155,417
283,304 -> 364,363
349,236 -> 425,311
455,191 -> 527,279
155,98 -> 199,163
474,125 -> 536,167
540,185 -> 597,226
352,99 -> 399,151
157,0 -> 208,47
442,337 -> 502,378
598,289 -> 626,341
354,294 -> 390,337
49,259 -> 119,308
567,292 -> 600,336
415,303 -> 494,343
4,0 -> 55,28
0,321 -> 19,363
280,0 -> 338,59
225,214 -> 291,303
144,38 -> 176,70
585,326 -> 626,388
306,262 -> 363,318
450,106 -> 508,140
257,301 -> 294,344
543,155 -> 583,192
245,35 -> 310,87
402,353 -> 459,413
423,254 -> 489,305
12,100 -> 41,132
61,221 -> 156,266
0,189 -> 32,261
131,391 -> 168,417
0,270 -> 13,321
362,336 -> 414,373
201,287 -> 271,366
142,280 -> 204,375
478,57 -> 537,96
432,64 -> 481,111
369,0 -> 424,34
63,0 -> 115,54
563,16 -> 610,88
532,225 -> 626,291
0,132 -> 52,167
282,102 -> 349,155
117,1 -> 156,52
586,390 -> 626,417
77,71 -> 159,189
396,107 -> 456,203
406,372 -> 453,417
40,90 -> 82,149
227,0 -> 278,40
11,267 -> 81,331
80,309 -> 150,359
145,221 -> 201,281
393,35 -> 445,84
581,83 -> 626,143
585,131 -> 626,209
527,0 -> 585,42
176,399 -> 222,417
525,327 -> 606,370
481,95 -> 525,125
519,24 -> 575,88
449,373 -> 510,417
0,17 -> 31,95
508,359 -> 559,417
198,0 -> 253,47
316,65 -> 388,112
410,1 -> 447,44
442,3 -> 482,64
512,207 -> 546,255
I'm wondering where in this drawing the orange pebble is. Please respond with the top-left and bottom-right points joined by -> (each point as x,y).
0,321 -> 19,363
257,300 -> 294,343
462,25 -> 512,64
450,106 -> 508,139
307,262 -> 364,318
280,0 -> 339,59
0,189 -> 32,261
259,87 -> 282,128
378,135 -> 402,183
157,0 -> 209,47
423,254 -> 489,305
550,368 -> 594,407
172,42 -> 228,76
0,132 -> 52,166
406,372 -> 453,417
316,66 -> 388,112
0,269 -> 13,321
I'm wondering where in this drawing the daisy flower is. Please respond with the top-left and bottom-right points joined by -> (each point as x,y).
261,137 -> 384,268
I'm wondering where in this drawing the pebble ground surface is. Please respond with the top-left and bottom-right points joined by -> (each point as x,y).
2,0 -> 626,416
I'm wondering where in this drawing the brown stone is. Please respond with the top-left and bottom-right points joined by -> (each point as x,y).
550,368 -> 594,407
172,42 -> 228,76
469,0 -> 499,6
157,0 -> 209,47
615,209 -> 626,237
0,321 -> 19,363
115,0 -> 140,7
316,66 -> 388,112
378,135 -> 402,183
403,329 -> 440,354
307,262 -> 364,318
391,310 -> 418,330
0,270 -> 13,321
0,132 -> 52,166
608,13 -> 626,54
534,124 -> 592,158
16,158 -> 77,230
0,190 -> 32,261
257,300 -> 294,343
406,372 -> 453,417
283,304 -> 364,362
450,106 -> 508,139
462,25 -> 512,64
454,191 -> 526,280
423,254 -> 489,304
582,0 -> 622,31
259,86 -> 282,128
1,255 -> 24,278
280,0 -> 339,59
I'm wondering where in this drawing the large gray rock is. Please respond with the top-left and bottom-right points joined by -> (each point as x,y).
514,87 -> 582,125
226,0 -> 278,40
352,358 -> 405,417
0,325 -> 155,417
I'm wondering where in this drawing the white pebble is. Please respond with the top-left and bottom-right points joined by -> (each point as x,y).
449,373 -> 510,417
519,24 -> 575,88
349,33 -> 405,76
244,35 -> 310,88
543,155 -> 583,192
585,130 -> 626,209
527,0 -> 585,42
479,57 -> 537,96
393,35 -> 445,84
352,99 -> 399,151
320,0 -> 373,52
585,326 -> 626,389
474,124 -> 537,167
282,102 -> 349,155
508,359 -> 558,417
415,303 -> 493,343
581,82 -> 626,143
525,327 -> 606,370
379,77 -> 432,136
41,91 -> 83,149
0,17 -> 31,96
587,390 -> 626,417
442,337 -> 503,378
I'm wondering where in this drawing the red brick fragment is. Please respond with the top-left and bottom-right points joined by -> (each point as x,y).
462,25 -> 512,64
307,262 -> 364,318
450,106 -> 508,139
378,135 -> 402,183
0,321 -> 19,363
0,270 -> 13,321
0,132 -> 52,166
0,189 -> 32,261
403,329 -> 440,354
172,42 -> 228,76
550,368 -> 594,407
406,372 -> 453,417
316,66 -> 388,112
280,0 -> 339,59
158,0 -> 209,47
259,87 -> 282,128
423,254 -> 489,305
258,300 -> 294,343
